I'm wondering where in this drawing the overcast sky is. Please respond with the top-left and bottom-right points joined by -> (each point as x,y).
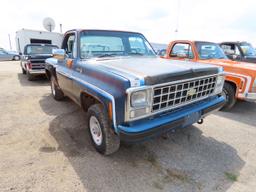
1,0 -> 256,50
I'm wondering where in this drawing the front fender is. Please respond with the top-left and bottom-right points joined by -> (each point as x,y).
74,77 -> 118,132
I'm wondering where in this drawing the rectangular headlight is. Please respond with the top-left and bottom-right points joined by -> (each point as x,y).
214,75 -> 225,94
131,90 -> 150,107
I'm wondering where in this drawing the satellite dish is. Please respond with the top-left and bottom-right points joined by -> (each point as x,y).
43,17 -> 55,32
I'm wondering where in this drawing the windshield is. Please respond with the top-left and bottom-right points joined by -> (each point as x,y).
196,42 -> 227,60
80,31 -> 156,59
240,43 -> 256,57
25,45 -> 57,55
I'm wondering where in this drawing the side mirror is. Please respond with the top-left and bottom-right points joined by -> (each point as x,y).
232,55 -> 237,59
52,49 -> 66,60
231,54 -> 241,60
24,55 -> 31,60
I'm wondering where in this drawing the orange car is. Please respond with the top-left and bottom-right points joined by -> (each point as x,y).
164,40 -> 256,110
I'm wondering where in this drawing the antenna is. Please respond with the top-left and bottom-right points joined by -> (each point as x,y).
43,17 -> 55,32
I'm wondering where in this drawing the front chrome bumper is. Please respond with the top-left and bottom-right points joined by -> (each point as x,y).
28,69 -> 45,75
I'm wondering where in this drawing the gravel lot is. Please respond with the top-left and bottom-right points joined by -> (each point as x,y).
0,61 -> 256,192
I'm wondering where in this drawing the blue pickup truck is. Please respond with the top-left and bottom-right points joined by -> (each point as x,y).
45,29 -> 225,155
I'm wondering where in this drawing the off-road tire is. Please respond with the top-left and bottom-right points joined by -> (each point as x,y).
50,76 -> 65,101
22,67 -> 26,74
220,82 -> 236,111
27,71 -> 34,81
87,104 -> 120,155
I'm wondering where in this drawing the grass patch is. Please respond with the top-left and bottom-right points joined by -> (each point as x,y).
225,172 -> 238,182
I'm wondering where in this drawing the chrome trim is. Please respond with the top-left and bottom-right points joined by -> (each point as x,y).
28,69 -> 45,74
152,76 -> 217,112
125,74 -> 222,122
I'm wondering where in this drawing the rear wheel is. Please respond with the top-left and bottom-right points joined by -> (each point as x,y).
50,76 -> 65,101
13,55 -> 20,61
87,104 -> 120,155
220,82 -> 236,111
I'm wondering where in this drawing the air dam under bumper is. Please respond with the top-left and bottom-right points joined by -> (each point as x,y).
118,96 -> 225,142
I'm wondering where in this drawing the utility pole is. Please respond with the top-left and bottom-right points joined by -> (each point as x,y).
175,0 -> 181,39
8,34 -> 12,50
60,24 -> 63,33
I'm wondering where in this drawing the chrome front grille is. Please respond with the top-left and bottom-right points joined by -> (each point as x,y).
152,76 -> 217,112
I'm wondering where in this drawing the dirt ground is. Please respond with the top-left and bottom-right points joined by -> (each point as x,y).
0,61 -> 256,192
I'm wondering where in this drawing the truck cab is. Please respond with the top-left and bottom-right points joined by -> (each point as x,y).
165,40 -> 256,110
220,41 -> 256,63
45,30 -> 225,155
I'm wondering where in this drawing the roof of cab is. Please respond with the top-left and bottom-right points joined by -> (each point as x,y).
64,29 -> 144,35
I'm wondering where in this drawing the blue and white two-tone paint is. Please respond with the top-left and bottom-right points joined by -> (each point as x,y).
45,29 -> 226,155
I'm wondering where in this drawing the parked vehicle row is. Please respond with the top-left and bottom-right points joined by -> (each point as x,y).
164,40 -> 256,110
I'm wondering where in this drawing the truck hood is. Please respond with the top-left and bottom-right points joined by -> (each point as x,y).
87,57 -> 220,85
201,59 -> 256,72
30,54 -> 53,60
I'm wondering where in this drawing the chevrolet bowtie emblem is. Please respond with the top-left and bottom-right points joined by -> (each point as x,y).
187,88 -> 197,96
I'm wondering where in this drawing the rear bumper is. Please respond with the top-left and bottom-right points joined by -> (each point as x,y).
118,96 -> 225,142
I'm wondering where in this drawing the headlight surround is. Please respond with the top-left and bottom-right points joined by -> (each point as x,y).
131,90 -> 150,107
126,88 -> 152,121
214,75 -> 225,94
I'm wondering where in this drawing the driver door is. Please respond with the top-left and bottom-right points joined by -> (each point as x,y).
169,43 -> 194,61
56,33 -> 76,98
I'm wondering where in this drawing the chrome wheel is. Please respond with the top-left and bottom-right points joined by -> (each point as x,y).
89,116 -> 103,146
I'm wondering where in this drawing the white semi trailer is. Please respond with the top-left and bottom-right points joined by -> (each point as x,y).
15,29 -> 63,54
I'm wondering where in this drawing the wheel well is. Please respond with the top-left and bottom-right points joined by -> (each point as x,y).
225,80 -> 237,94
80,92 -> 102,112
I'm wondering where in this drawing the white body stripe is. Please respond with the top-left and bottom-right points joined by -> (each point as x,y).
225,72 -> 252,98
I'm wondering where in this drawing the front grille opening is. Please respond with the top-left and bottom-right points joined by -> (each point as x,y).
152,76 -> 217,112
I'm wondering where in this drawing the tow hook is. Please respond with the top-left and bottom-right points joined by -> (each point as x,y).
197,119 -> 204,124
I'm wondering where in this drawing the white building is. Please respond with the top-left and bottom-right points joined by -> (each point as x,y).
15,29 -> 63,54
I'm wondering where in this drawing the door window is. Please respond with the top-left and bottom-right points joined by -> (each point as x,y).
62,34 -> 75,58
170,43 -> 194,59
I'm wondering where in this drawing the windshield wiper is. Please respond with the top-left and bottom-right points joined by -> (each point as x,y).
97,53 -> 118,58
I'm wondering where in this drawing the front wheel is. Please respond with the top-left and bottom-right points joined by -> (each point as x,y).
27,71 -> 34,81
87,104 -> 120,155
22,67 -> 26,74
50,76 -> 65,101
220,82 -> 236,111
